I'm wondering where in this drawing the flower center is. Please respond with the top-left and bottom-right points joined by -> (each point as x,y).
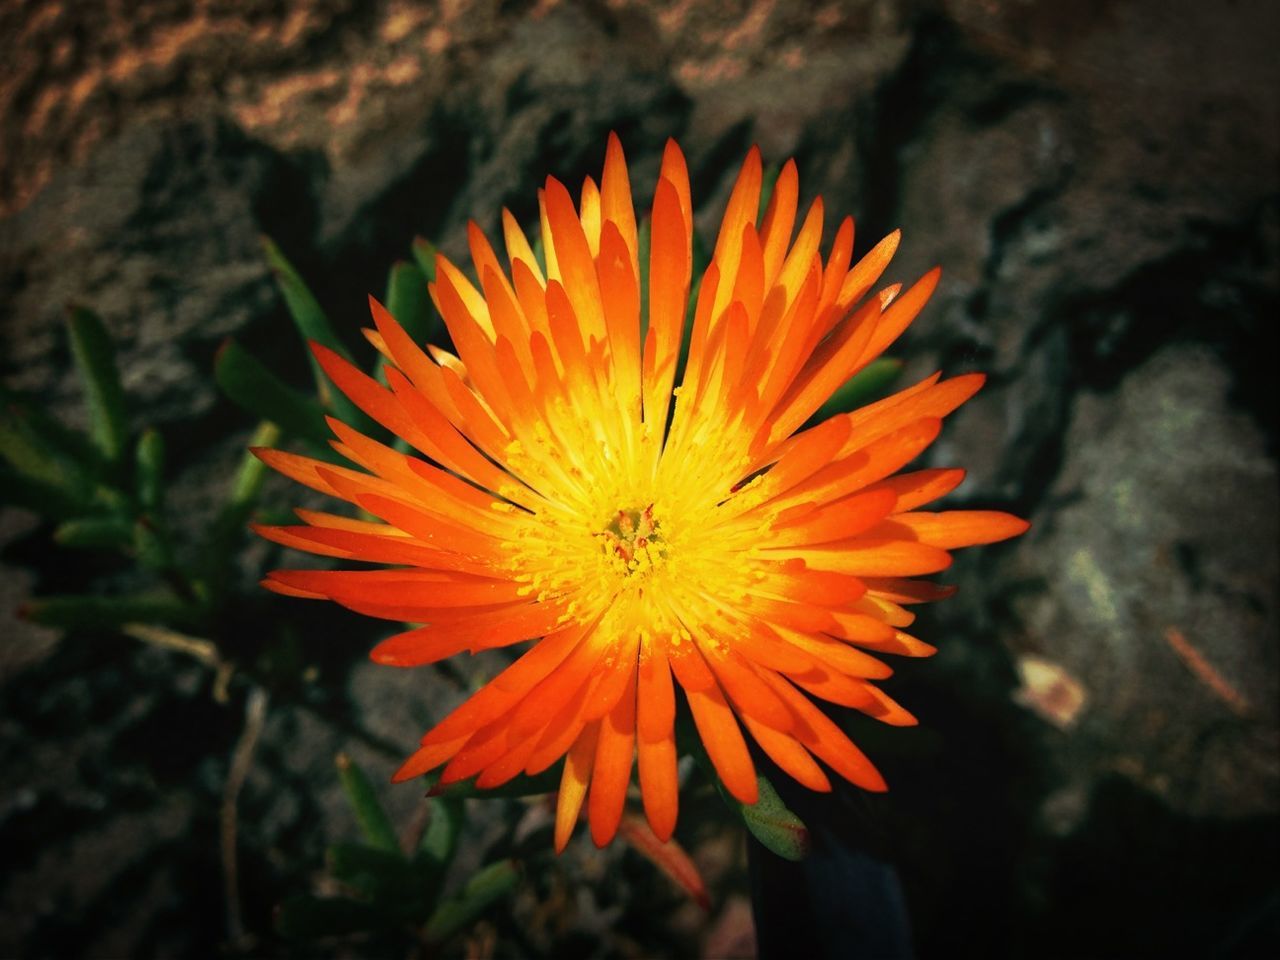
598,504 -> 665,574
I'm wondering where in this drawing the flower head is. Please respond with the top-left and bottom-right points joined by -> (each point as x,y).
255,135 -> 1028,849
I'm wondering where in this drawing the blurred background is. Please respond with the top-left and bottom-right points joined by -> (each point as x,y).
1,0 -> 1276,957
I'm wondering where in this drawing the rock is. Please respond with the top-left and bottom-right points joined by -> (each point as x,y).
0,118 -> 290,426
1008,345 -> 1279,820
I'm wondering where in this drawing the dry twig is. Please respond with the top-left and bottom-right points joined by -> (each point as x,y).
222,685 -> 269,949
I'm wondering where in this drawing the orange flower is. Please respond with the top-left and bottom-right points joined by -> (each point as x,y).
255,135 -> 1028,850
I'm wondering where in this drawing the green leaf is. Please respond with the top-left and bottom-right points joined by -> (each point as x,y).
530,230 -> 548,279
0,407 -> 91,502
0,383 -> 102,470
423,860 -> 519,945
418,796 -> 464,873
679,717 -> 811,861
275,895 -> 385,941
375,261 -> 439,384
385,260 -> 437,346
19,593 -> 197,629
134,428 -> 165,511
813,358 -> 904,422
327,842 -> 418,906
260,237 -> 350,361
260,236 -> 372,431
732,774 -> 811,862
53,516 -> 134,550
230,421 -> 281,510
636,218 -> 652,343
336,753 -> 400,854
757,162 -> 781,223
65,306 -> 129,467
132,516 -> 174,571
214,339 -> 329,444
0,467 -> 85,519
410,237 -> 438,284
200,422 -> 281,603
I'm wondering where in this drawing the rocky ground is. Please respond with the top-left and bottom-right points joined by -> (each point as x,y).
2,0 -> 1277,957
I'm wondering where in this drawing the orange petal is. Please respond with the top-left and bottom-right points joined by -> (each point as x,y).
854,266 -> 940,367
752,562 -> 868,610
588,666 -> 637,846
643,174 -> 692,431
775,628 -> 893,680
267,568 -> 523,606
762,672 -> 888,791
502,207 -> 545,285
740,714 -> 832,792
775,417 -> 945,509
673,644 -> 757,805
600,132 -> 639,276
764,488 -> 898,547
836,229 -> 900,312
862,468 -> 966,512
618,813 -> 708,909
581,632 -> 641,722
637,729 -> 679,842
260,576 -> 325,600
702,645 -> 795,731
393,733 -> 471,782
711,145 -> 762,266
555,722 -> 600,853
870,511 -> 1031,549
861,684 -> 918,726
861,577 -> 957,606
507,628 -> 610,739
524,675 -> 599,775
597,221 -> 642,406
543,176 -> 606,342
785,539 -> 953,577
759,158 -> 798,286
439,720 -> 513,785
579,175 -> 602,256
475,731 -> 544,789
840,374 -> 984,457
414,624 -> 589,751
750,415 -> 851,500
370,602 -> 566,666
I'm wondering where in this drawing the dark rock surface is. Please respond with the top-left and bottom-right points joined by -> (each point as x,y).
2,0 -> 1277,957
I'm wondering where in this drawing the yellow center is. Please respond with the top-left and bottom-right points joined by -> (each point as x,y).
599,504 -> 664,572
488,354 -> 785,656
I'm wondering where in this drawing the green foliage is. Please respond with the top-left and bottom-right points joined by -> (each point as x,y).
215,339 -> 330,445
66,305 -> 129,468
410,236 -> 438,283
337,752 -> 401,854
423,860 -> 520,945
680,715 -> 812,861
277,754 -> 518,950
20,593 -> 198,629
3,308 -> 217,628
731,774 -> 811,862
259,236 -> 374,433
259,236 -> 353,364
385,260 -> 436,346
134,428 -> 166,511
0,402 -> 93,505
